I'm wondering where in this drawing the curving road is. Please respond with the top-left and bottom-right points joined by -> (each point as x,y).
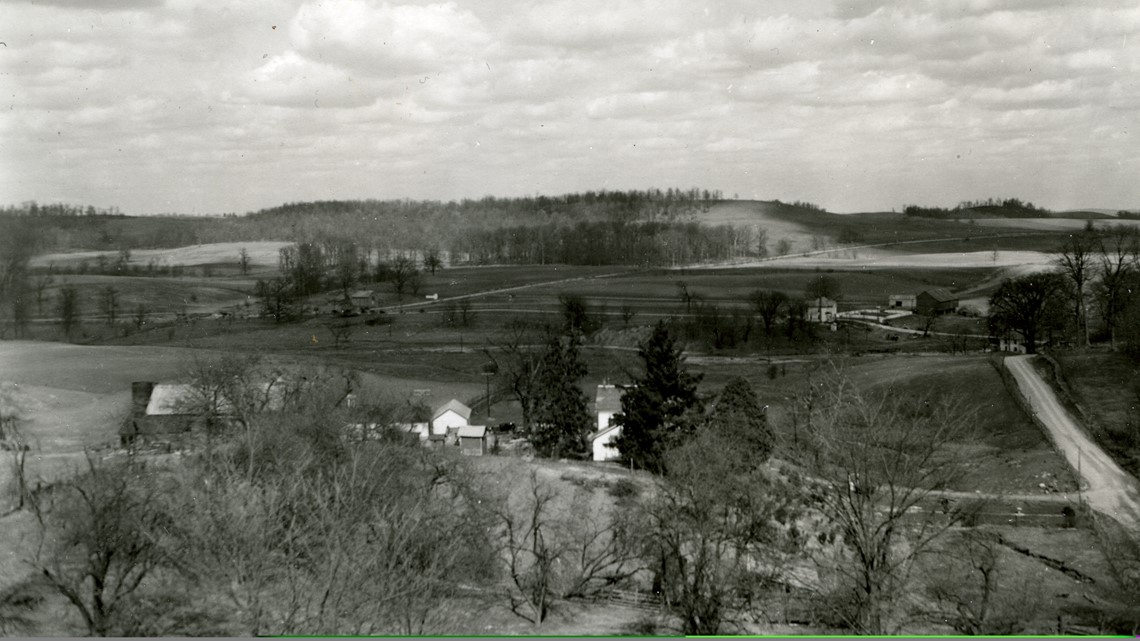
1005,354 -> 1140,530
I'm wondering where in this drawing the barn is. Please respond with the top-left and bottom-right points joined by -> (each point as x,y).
121,382 -> 232,447
916,288 -> 959,316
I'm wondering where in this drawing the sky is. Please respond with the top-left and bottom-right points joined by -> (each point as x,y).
1,0 -> 1137,215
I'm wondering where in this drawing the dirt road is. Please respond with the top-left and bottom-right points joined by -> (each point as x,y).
1005,354 -> 1140,530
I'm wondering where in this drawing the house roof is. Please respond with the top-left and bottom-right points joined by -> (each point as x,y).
591,423 -> 622,441
808,297 -> 837,307
433,399 -> 472,421
458,425 -> 487,438
920,288 -> 957,302
595,384 -> 625,413
145,383 -> 234,416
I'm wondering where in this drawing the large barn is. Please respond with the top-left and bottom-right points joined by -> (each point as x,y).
916,288 -> 959,316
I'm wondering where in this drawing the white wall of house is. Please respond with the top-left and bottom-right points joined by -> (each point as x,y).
597,410 -> 616,431
592,426 -> 621,462
432,410 -> 468,435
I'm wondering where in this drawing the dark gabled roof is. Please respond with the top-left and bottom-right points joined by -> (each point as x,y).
919,287 -> 957,302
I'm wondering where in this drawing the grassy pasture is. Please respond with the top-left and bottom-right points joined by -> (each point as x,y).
694,353 -> 1076,494
1049,349 -> 1140,478
42,274 -> 255,319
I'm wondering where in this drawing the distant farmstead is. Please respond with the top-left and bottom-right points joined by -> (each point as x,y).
916,288 -> 959,316
805,297 -> 838,323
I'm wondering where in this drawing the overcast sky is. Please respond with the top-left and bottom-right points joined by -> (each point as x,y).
1,0 -> 1137,215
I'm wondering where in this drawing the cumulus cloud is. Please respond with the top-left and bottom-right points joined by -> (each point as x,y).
288,1 -> 492,74
2,0 -> 1139,214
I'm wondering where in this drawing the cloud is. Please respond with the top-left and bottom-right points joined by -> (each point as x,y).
287,1 -> 493,75
11,0 -> 159,9
237,51 -> 381,109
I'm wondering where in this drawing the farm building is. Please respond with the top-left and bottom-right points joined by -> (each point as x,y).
590,383 -> 628,462
458,425 -> 490,455
591,423 -> 622,462
916,288 -> 959,316
122,378 -> 289,447
121,382 -> 232,447
349,290 -> 376,312
432,399 -> 472,435
595,383 -> 625,431
887,294 -> 916,310
805,297 -> 837,323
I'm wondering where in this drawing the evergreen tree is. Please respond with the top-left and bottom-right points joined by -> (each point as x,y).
529,331 -> 592,459
709,377 -> 774,462
613,321 -> 703,473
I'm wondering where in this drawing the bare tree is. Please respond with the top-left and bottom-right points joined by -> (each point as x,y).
33,274 -> 53,314
327,322 -> 353,348
493,469 -> 636,626
132,303 -> 148,331
638,427 -> 803,635
238,247 -> 251,275
423,248 -> 443,275
1095,226 -> 1139,348
1055,231 -> 1098,347
35,454 -> 176,637
483,320 -> 545,433
100,285 -> 119,326
57,285 -> 79,340
926,529 -> 1041,634
794,367 -> 978,634
750,289 -> 788,337
391,256 -> 418,300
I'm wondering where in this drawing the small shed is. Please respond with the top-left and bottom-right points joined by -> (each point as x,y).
349,290 -> 376,312
916,288 -> 958,316
887,294 -> 916,310
805,297 -> 838,323
458,425 -> 489,456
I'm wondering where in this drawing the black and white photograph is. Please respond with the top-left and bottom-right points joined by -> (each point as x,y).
1,0 -> 1139,636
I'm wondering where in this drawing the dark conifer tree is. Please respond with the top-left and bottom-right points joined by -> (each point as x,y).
530,331 -> 592,459
613,321 -> 703,473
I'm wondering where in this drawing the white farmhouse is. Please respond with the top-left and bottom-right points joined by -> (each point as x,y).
431,399 -> 471,437
591,384 -> 626,462
805,297 -> 838,323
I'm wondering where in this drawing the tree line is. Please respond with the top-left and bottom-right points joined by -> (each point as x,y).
989,225 -> 1140,355
903,197 -> 1048,219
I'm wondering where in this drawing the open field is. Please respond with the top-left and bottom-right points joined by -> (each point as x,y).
30,241 -> 291,270
972,218 -> 1140,232
698,200 -> 822,255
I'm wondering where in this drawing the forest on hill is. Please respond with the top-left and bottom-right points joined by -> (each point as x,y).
1,188 -> 789,267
